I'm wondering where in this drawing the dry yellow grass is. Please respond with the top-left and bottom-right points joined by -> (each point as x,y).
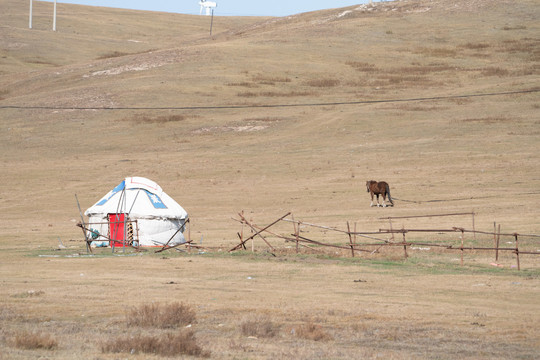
0,0 -> 539,358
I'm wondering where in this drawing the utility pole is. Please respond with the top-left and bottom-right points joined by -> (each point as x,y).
53,0 -> 57,31
29,0 -> 33,29
210,8 -> 214,36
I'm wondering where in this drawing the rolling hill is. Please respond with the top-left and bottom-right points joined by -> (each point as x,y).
1,0 -> 538,243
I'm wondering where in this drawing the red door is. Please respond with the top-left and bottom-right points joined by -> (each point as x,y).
108,213 -> 126,247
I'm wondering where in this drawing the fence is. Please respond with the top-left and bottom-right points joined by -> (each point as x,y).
231,211 -> 540,270
76,218 -> 196,254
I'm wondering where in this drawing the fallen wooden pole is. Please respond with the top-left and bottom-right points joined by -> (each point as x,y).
380,228 -> 461,233
230,212 -> 290,252
283,219 -> 387,241
283,236 -> 326,253
158,225 -> 184,252
238,214 -> 276,252
243,221 -> 320,253
447,246 -> 517,251
379,212 -> 474,220
247,228 -> 326,253
155,240 -> 193,253
292,234 -> 372,253
379,228 -> 540,237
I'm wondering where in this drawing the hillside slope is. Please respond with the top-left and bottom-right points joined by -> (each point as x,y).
0,0 -> 539,246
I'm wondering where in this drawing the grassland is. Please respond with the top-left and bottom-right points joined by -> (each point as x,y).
1,0 -> 539,358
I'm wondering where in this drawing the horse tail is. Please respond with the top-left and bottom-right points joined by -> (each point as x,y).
386,183 -> 394,206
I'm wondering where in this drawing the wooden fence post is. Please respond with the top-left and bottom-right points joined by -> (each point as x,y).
472,211 -> 476,240
514,233 -> 520,271
75,194 -> 93,254
402,228 -> 408,259
240,210 -> 244,244
460,228 -> 464,266
389,218 -> 395,242
293,215 -> 300,254
496,224 -> 501,261
188,218 -> 191,243
186,219 -> 192,254
493,222 -> 497,261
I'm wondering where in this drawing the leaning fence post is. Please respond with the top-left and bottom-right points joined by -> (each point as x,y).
514,233 -> 520,271
250,216 -> 255,252
354,222 -> 357,248
240,211 -> 244,244
347,221 -> 355,258
75,194 -> 93,254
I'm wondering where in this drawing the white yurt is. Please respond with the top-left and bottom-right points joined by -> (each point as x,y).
84,177 -> 188,247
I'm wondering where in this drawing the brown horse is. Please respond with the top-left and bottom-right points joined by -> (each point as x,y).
366,180 -> 394,207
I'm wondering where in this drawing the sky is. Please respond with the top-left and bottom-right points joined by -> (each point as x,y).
41,1 -> 375,17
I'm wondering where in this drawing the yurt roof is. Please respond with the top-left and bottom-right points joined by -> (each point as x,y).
84,177 -> 188,220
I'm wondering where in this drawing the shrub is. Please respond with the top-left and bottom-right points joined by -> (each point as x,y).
237,91 -> 258,97
461,42 -> 490,50
14,331 -> 58,350
101,330 -> 209,357
240,316 -> 279,338
305,79 -> 340,87
133,114 -> 186,124
127,302 -> 196,329
251,74 -> 291,84
345,61 -> 377,72
417,47 -> 457,58
502,25 -> 526,31
11,290 -> 45,298
226,81 -> 257,87
97,51 -> 129,59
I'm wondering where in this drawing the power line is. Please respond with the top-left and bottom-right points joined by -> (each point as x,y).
0,88 -> 537,111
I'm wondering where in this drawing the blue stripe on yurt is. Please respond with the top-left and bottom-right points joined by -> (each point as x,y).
96,180 -> 125,206
143,189 -> 168,209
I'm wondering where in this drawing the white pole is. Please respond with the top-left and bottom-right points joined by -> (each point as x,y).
29,0 -> 33,29
53,0 -> 57,31
210,8 -> 214,36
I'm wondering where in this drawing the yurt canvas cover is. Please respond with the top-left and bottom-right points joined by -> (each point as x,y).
84,177 -> 188,247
